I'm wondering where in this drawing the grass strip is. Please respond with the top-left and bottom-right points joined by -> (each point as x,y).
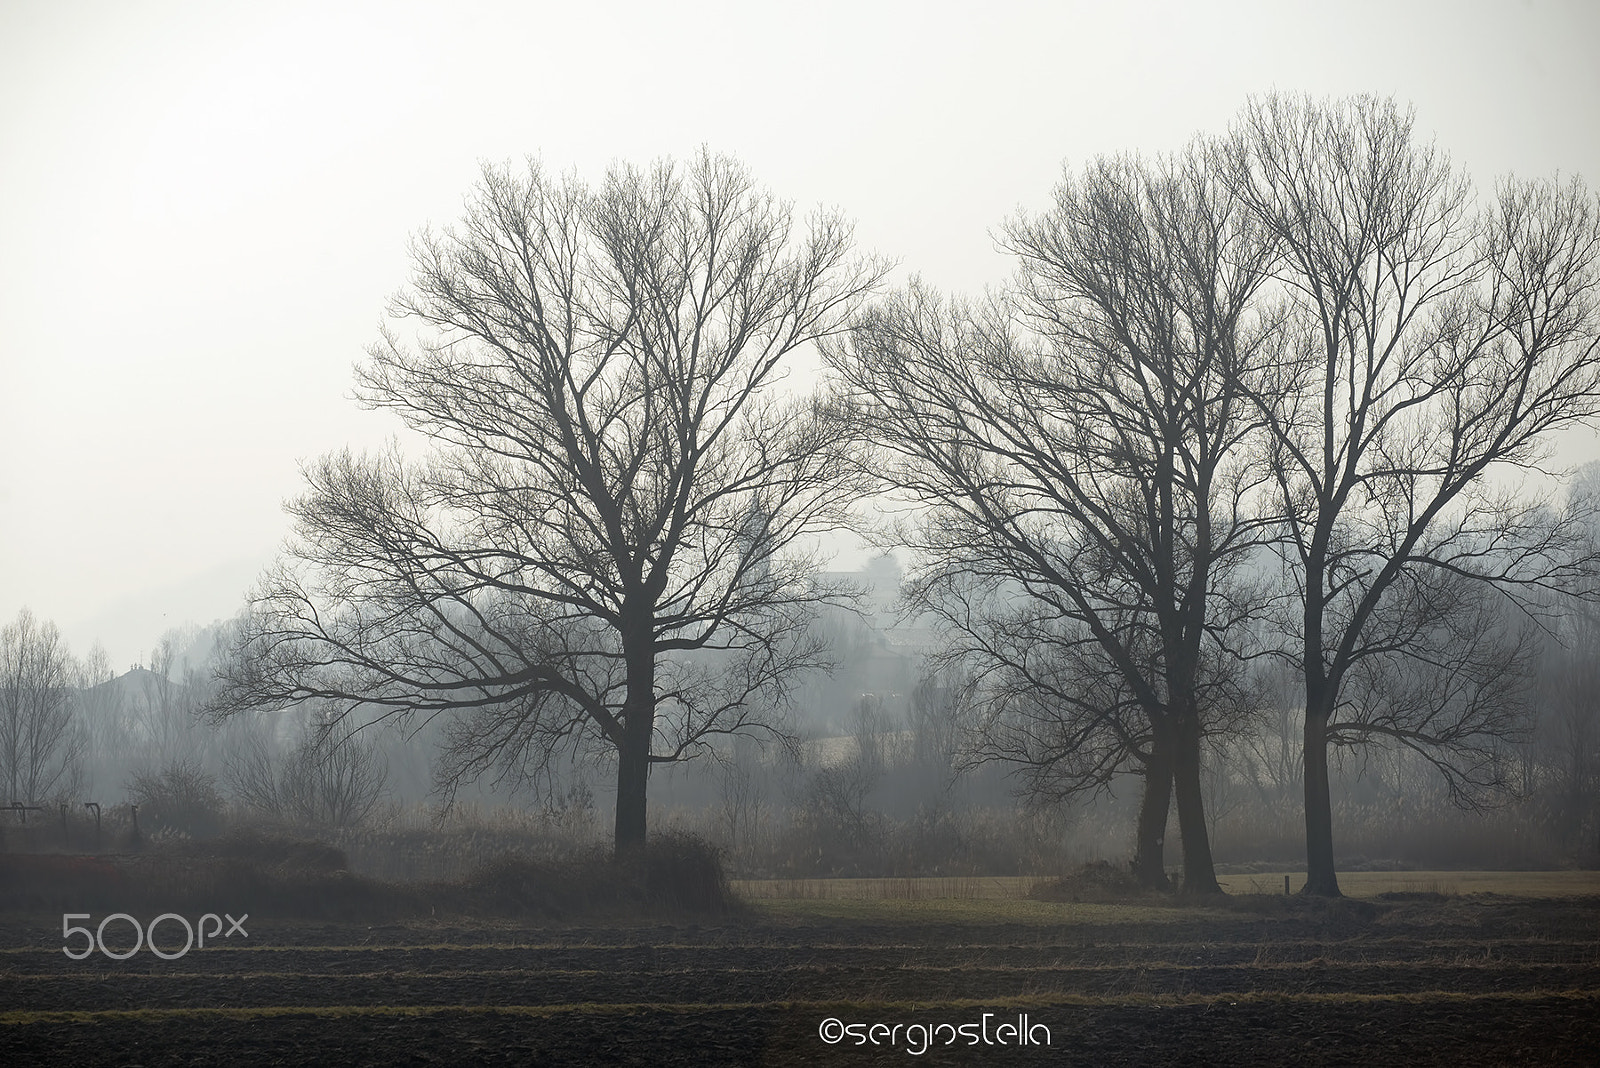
3,989 -> 1598,1027
6,958 -> 1597,982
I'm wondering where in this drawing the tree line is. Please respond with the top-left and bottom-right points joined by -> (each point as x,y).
0,618 -> 394,842
12,93 -> 1592,896
826,96 -> 1600,895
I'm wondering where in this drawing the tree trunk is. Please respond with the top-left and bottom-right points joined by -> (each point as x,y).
1132,718 -> 1174,890
613,624 -> 655,857
1171,707 -> 1222,895
1301,696 -> 1341,897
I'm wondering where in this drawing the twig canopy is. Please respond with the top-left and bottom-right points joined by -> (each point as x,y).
207,151 -> 886,851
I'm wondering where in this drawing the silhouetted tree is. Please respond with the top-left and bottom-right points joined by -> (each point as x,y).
829,142 -> 1280,892
0,608 -> 84,804
207,151 -> 883,854
1223,94 -> 1600,895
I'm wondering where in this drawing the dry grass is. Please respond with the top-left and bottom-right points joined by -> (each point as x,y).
742,894 -> 1201,925
731,875 -> 1043,901
737,869 -> 1600,904
731,868 -> 1600,926
1218,870 -> 1600,899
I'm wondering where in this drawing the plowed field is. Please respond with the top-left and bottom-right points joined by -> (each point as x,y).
2,890 -> 1596,1065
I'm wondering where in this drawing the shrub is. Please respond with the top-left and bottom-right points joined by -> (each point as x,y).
125,758 -> 225,838
1029,860 -> 1151,903
461,832 -> 734,917
168,828 -> 348,873
641,831 -> 732,912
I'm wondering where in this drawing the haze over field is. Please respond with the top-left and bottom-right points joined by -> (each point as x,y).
2,0 -> 1597,667
6,15 -> 1600,1059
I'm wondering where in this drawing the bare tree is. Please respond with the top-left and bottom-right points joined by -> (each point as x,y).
800,695 -> 889,865
714,738 -> 769,871
902,670 -> 967,798
1533,606 -> 1600,849
278,714 -> 390,830
1223,94 -> 1600,895
1528,466 -> 1600,850
943,600 -> 1155,831
135,632 -> 202,769
1236,659 -> 1304,809
207,151 -> 884,854
224,728 -> 285,818
829,144 -> 1280,892
76,642 -> 126,796
0,608 -> 85,804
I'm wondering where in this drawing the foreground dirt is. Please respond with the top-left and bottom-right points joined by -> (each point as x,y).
1,894 -> 1596,1065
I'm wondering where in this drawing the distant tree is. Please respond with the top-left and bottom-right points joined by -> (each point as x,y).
1529,467 -> 1600,850
0,608 -> 84,804
799,695 -> 889,868
126,756 -> 225,838
829,143 -> 1280,892
224,728 -> 284,819
1533,606 -> 1600,850
1223,94 -> 1600,895
228,711 -> 389,831
75,642 -> 127,796
902,669 -> 967,797
1236,660 -> 1304,810
285,716 -> 389,829
135,631 -> 204,768
207,151 -> 884,854
713,739 -> 769,870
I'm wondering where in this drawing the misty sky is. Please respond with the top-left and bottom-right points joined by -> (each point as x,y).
2,0 -> 1597,669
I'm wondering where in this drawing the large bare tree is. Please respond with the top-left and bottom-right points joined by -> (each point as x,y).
208,152 -> 883,853
1223,94 -> 1600,895
829,145 -> 1280,892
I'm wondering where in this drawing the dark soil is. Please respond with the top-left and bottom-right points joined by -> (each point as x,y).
2,895 -> 1596,1065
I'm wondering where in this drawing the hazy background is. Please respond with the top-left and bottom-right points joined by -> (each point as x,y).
3,0 -> 1597,669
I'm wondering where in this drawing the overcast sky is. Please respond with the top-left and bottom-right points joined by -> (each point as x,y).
2,0 -> 1598,669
